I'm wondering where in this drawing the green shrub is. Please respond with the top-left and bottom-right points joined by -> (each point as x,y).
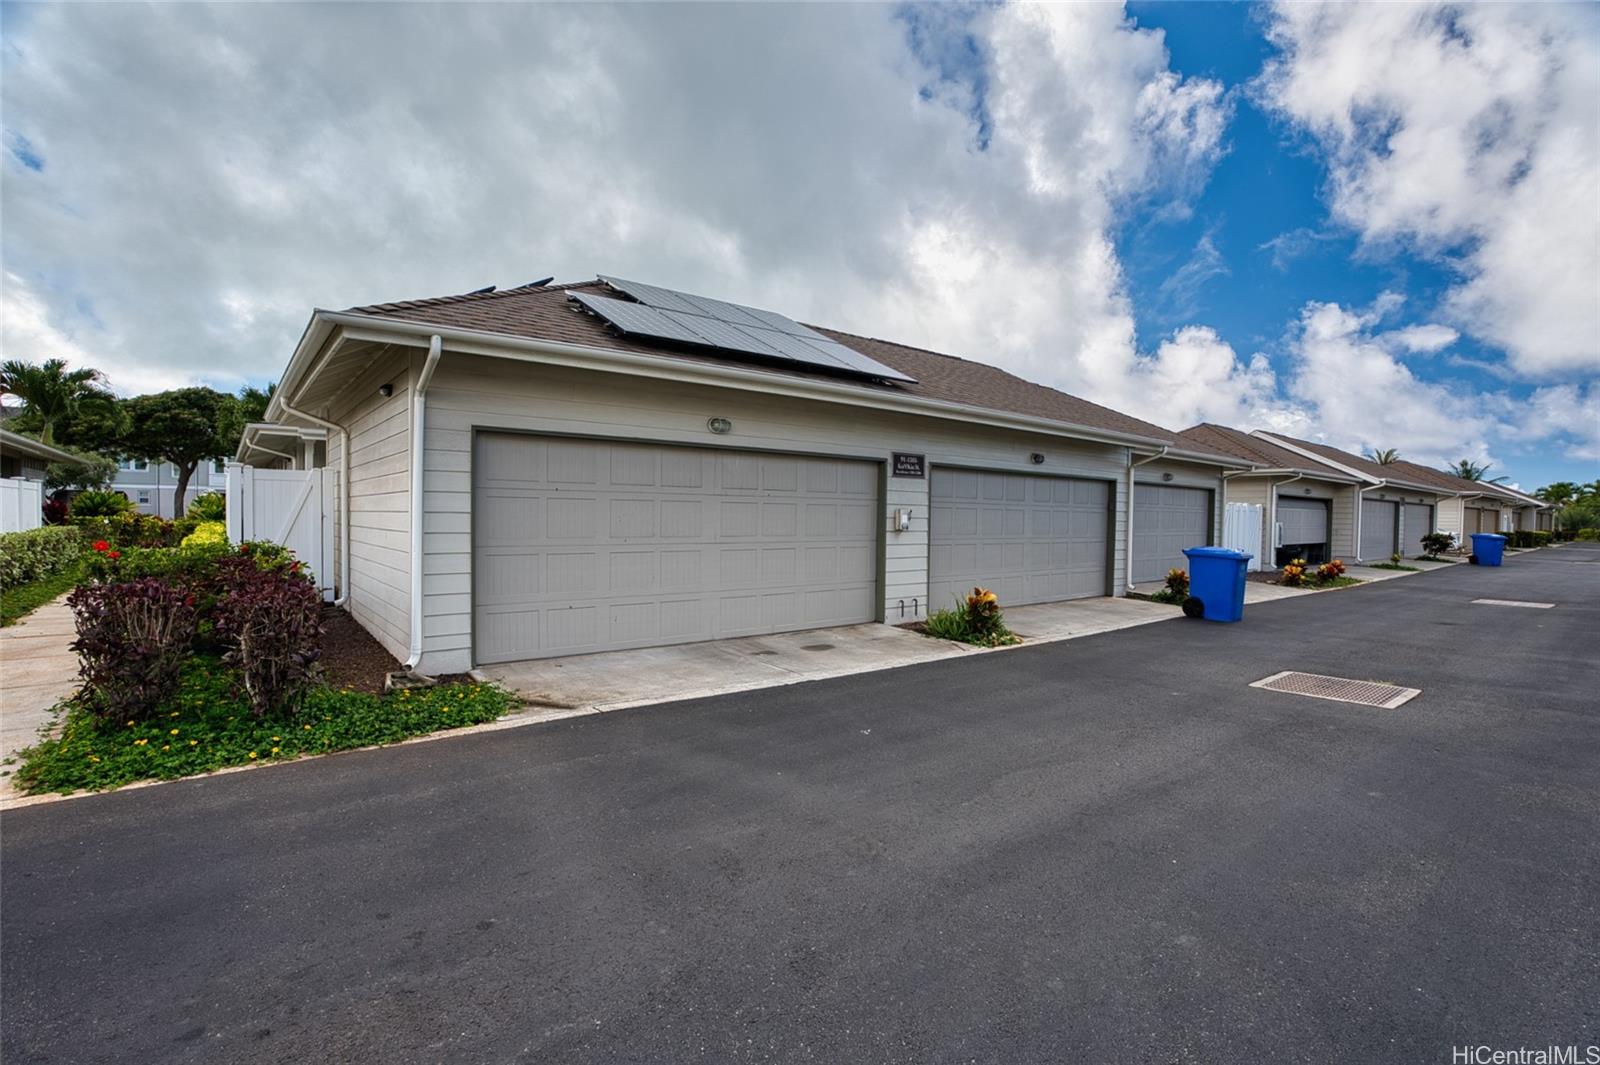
920,587 -> 1021,647
1507,530 -> 1552,548
73,511 -> 184,548
14,661 -> 517,795
181,520 -> 227,549
0,526 -> 85,587
70,489 -> 133,517
1578,528 -> 1600,542
187,492 -> 226,522
1419,531 -> 1455,557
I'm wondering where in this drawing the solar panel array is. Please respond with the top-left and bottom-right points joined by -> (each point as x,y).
567,277 -> 916,384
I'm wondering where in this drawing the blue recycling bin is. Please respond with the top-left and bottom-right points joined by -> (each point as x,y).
1181,546 -> 1251,622
1469,532 -> 1507,566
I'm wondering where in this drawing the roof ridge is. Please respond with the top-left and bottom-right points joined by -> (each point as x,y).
348,278 -> 597,315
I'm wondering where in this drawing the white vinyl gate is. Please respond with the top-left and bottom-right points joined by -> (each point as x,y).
0,477 -> 43,533
224,464 -> 336,600
1222,502 -> 1264,572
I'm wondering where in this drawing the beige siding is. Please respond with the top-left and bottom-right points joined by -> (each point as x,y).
329,352 -> 413,662
413,352 -> 1146,674
1136,457 -> 1226,541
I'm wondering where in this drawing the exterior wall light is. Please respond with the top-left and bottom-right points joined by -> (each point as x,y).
1029,452 -> 1045,465
707,417 -> 733,435
378,383 -> 394,397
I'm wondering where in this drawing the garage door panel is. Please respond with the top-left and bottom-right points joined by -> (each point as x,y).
929,468 -> 1109,607
1403,503 -> 1434,558
1278,498 -> 1329,545
1131,484 -> 1211,584
1361,500 -> 1398,559
474,435 -> 878,662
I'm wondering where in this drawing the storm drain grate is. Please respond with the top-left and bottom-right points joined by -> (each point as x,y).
1471,598 -> 1555,609
1250,671 -> 1420,710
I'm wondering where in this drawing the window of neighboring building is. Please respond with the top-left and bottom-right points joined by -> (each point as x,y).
118,457 -> 149,471
212,458 -> 227,475
137,491 -> 151,505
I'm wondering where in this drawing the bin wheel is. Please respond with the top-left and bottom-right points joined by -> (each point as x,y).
1467,554 -> 1479,565
1181,596 -> 1205,619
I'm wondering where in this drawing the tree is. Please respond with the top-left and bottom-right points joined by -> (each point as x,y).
1535,482 -> 1579,507
236,382 -> 275,425
1367,447 -> 1401,465
1448,459 -> 1508,485
45,453 -> 119,493
123,388 -> 239,518
0,358 -> 115,445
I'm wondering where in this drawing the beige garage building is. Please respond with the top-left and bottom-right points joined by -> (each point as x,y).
246,276 -> 1244,672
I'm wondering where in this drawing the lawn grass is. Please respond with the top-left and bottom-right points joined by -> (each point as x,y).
1367,562 -> 1421,572
14,657 -> 521,795
0,563 -> 83,627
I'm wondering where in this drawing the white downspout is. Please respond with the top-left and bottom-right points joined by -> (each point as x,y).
1268,473 -> 1304,565
404,336 -> 443,672
277,397 -> 352,608
1355,479 -> 1389,561
1125,446 -> 1169,591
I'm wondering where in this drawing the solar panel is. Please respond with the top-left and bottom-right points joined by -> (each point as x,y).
591,276 -> 916,383
568,292 -> 707,346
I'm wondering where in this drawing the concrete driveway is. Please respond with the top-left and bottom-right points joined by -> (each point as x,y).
3,545 -> 1596,1063
481,596 -> 1176,716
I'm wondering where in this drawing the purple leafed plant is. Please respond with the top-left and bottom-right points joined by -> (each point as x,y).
68,578 -> 199,721
214,560 -> 324,716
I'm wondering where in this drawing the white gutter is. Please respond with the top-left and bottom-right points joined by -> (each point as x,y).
1125,446 -> 1169,590
403,336 -> 443,672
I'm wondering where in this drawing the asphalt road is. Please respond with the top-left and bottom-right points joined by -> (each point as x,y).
4,546 -> 1597,1064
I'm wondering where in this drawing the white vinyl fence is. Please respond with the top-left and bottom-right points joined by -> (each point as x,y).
0,477 -> 44,534
1222,501 -> 1265,572
225,463 -> 336,600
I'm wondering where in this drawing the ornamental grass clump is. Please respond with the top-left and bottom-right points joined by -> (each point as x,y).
68,577 -> 198,722
214,554 -> 324,716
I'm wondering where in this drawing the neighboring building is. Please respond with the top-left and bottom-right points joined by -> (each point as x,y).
109,457 -> 228,518
1176,424 -> 1363,567
241,276 -> 1245,673
0,427 -> 80,483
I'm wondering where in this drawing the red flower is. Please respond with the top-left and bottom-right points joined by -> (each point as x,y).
290,561 -> 301,572
93,540 -> 110,552
185,595 -> 196,606
240,544 -> 250,554
107,550 -> 121,560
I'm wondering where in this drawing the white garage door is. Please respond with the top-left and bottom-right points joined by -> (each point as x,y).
473,434 -> 879,663
1403,503 -> 1434,558
1278,497 -> 1329,546
929,468 -> 1109,609
1132,484 -> 1211,584
1360,499 -> 1398,559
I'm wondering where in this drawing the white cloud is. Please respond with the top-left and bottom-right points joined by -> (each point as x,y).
0,1 -> 1237,430
1258,2 -> 1600,377
1383,323 -> 1458,355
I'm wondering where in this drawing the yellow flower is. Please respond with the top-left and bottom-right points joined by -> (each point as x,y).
248,751 -> 258,760
270,747 -> 281,755
89,755 -> 100,762
170,712 -> 180,718
134,738 -> 148,747
190,740 -> 198,746
303,725 -> 312,731
162,745 -> 170,751
170,728 -> 180,735
272,736 -> 280,742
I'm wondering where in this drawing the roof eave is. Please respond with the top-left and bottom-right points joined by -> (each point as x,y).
279,310 -> 1234,461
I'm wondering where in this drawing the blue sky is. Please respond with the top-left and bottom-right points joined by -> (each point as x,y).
2,2 -> 1596,491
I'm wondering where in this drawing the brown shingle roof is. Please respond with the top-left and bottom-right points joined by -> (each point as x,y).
1175,424 -> 1356,479
345,279 -> 1240,460
1254,433 -> 1458,493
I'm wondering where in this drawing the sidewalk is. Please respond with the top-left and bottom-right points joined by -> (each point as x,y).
1,595 -> 78,782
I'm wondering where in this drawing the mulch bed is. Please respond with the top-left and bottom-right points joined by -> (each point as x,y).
319,606 -> 402,693
1245,569 -> 1284,584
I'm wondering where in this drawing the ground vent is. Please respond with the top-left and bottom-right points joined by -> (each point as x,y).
1250,671 -> 1420,710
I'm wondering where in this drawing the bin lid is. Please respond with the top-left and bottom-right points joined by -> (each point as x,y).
1469,532 -> 1507,541
1182,546 -> 1253,561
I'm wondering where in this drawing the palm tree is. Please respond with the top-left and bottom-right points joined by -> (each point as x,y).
1448,458 -> 1508,485
0,358 -> 113,445
1535,482 -> 1579,507
1367,447 -> 1400,465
